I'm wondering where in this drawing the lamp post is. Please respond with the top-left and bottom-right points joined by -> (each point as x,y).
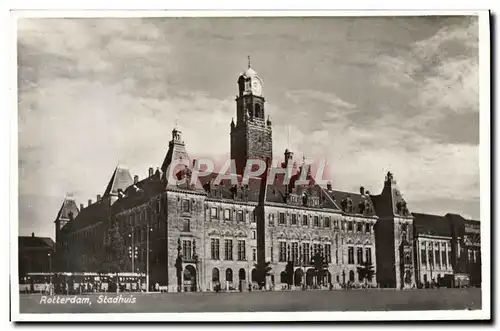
146,223 -> 153,292
128,231 -> 138,273
48,252 -> 52,294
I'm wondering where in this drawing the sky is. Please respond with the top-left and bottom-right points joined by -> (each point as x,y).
17,16 -> 480,239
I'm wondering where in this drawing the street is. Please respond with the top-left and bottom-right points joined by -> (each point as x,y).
19,288 -> 481,314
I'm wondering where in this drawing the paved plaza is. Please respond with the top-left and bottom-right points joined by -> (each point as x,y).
19,288 -> 481,314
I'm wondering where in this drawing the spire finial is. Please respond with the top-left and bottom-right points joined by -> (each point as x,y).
248,55 -> 251,68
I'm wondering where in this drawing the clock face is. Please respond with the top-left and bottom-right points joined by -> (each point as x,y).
251,78 -> 262,96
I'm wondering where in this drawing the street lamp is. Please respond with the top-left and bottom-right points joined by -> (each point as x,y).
48,252 -> 52,295
128,232 -> 138,273
146,224 -> 153,292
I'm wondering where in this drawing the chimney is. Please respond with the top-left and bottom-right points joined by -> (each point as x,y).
97,194 -> 101,201
148,167 -> 154,177
31,232 -> 35,238
327,181 -> 332,191
134,175 -> 139,184
88,199 -> 92,206
360,186 -> 365,196
80,203 -> 84,211
284,149 -> 293,169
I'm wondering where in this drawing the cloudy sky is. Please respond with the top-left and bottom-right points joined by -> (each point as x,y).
18,16 -> 480,239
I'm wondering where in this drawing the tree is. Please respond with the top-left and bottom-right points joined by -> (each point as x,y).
284,261 -> 294,288
253,260 -> 272,289
356,262 -> 375,286
101,221 -> 131,273
310,252 -> 329,286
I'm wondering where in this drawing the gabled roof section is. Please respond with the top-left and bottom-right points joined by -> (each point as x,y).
412,212 -> 452,237
103,164 -> 133,197
325,189 -> 376,216
60,200 -> 107,234
55,196 -> 79,221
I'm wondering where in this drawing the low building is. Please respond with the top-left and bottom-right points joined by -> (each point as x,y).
19,233 -> 55,275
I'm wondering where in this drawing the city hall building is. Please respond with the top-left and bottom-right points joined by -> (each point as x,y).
52,63 -> 479,291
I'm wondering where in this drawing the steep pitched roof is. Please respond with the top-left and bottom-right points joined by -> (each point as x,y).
55,196 -> 79,221
412,212 -> 452,237
103,165 -> 134,197
60,200 -> 107,234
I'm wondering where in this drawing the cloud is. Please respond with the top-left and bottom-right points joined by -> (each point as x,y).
17,17 -> 481,239
375,17 -> 479,126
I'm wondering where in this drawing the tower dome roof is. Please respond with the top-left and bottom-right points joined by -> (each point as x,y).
243,66 -> 257,78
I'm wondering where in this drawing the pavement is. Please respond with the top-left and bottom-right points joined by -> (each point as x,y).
18,287 -> 481,314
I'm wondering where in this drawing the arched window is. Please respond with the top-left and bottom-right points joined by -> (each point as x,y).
349,270 -> 355,282
226,268 -> 233,282
239,268 -> 246,281
255,104 -> 262,118
212,268 -> 220,282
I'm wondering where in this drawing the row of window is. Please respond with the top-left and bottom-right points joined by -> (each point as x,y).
278,242 -> 332,264
210,239 -> 254,261
420,249 -> 451,268
347,247 -> 372,265
208,207 -> 373,233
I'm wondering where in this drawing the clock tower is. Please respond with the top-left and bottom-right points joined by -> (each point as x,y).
231,57 -> 273,176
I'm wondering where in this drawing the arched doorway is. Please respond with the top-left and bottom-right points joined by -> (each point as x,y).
294,269 -> 303,287
349,270 -> 355,283
212,268 -> 220,291
238,268 -> 246,292
306,269 -> 315,287
226,268 -> 233,290
183,265 -> 197,292
280,271 -> 287,284
251,268 -> 257,284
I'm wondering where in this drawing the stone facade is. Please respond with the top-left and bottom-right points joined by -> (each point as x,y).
52,61 -> 480,292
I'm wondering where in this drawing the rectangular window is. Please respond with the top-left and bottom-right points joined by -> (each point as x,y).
324,244 -> 331,263
348,221 -> 353,231
210,239 -> 220,260
182,219 -> 190,232
251,211 -> 256,223
447,249 -> 452,266
252,230 -> 256,239
365,247 -> 372,264
348,247 -> 354,264
279,242 -> 287,262
252,248 -> 256,261
182,240 -> 192,260
303,243 -> 310,264
357,247 -> 363,264
237,240 -> 246,261
324,217 -> 331,228
421,249 -> 427,266
435,249 -> 440,267
182,199 -> 190,213
292,242 -> 299,264
313,216 -> 319,227
224,239 -> 233,260
291,214 -> 297,225
442,250 -> 447,267
365,223 -> 370,233
268,213 -> 275,225
279,212 -> 285,225
211,207 -> 218,219
236,211 -> 244,222
428,250 -> 434,267
302,215 -> 308,226
356,222 -> 362,232
224,209 -> 231,221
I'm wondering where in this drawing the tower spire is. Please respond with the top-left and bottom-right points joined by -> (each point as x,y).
248,55 -> 251,68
